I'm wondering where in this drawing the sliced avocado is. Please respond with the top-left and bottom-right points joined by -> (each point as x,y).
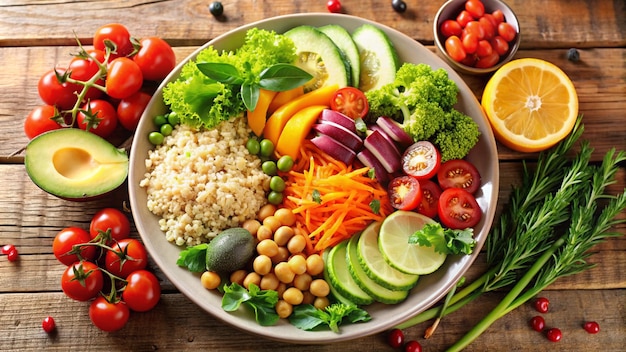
205,227 -> 256,274
24,128 -> 129,201
284,25 -> 350,92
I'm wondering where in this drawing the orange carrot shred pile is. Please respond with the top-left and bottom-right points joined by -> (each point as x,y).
282,141 -> 393,255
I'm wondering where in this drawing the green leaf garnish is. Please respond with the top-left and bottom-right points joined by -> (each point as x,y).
408,222 -> 476,255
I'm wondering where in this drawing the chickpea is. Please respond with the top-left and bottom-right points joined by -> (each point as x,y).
287,234 -> 306,254
253,255 -> 272,275
259,272 -> 280,291
271,246 -> 290,264
301,290 -> 316,305
274,262 -> 296,284
273,225 -> 295,246
293,273 -> 313,291
262,215 -> 281,233
257,204 -> 276,221
282,287 -> 304,305
275,300 -> 293,319
309,279 -> 330,297
288,254 -> 307,275
201,271 -> 221,290
276,282 -> 287,299
243,272 -> 261,289
313,296 -> 330,310
230,269 -> 247,286
257,239 -> 279,257
256,225 -> 273,241
242,219 -> 261,236
306,254 -> 324,276
274,208 -> 296,226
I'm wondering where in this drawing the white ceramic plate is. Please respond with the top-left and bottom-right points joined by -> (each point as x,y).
129,13 -> 499,344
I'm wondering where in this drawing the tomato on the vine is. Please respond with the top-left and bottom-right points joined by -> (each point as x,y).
68,49 -> 106,101
24,105 -> 62,139
116,91 -> 152,131
93,23 -> 134,59
133,37 -> 176,81
388,176 -> 422,211
61,261 -> 104,301
402,141 -> 441,180
53,227 -> 97,266
437,159 -> 481,194
37,68 -> 80,110
438,188 -> 482,229
416,180 -> 442,219
89,296 -> 130,332
77,99 -> 118,138
122,270 -> 161,312
106,57 -> 143,99
90,208 -> 131,243
329,87 -> 369,119
105,238 -> 148,279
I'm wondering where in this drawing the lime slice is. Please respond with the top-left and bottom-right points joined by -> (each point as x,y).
378,211 -> 447,275
357,222 -> 419,290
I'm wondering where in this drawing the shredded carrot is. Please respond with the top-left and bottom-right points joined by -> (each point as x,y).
282,140 -> 393,255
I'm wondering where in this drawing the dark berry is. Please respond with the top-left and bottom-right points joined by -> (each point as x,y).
583,321 -> 600,334
7,248 -> 19,262
42,316 -> 56,333
387,328 -> 405,348
529,315 -> 545,332
534,297 -> 549,313
209,2 -> 224,17
546,327 -> 562,342
567,48 -> 580,62
392,0 -> 407,13
327,0 -> 342,13
404,340 -> 422,352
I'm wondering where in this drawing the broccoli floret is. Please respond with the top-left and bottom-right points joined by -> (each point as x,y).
365,62 -> 480,160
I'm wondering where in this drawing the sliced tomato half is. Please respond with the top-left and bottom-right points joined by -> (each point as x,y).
438,187 -> 482,229
388,176 -> 422,211
416,179 -> 442,219
437,159 -> 481,194
402,141 -> 442,180
329,87 -> 369,119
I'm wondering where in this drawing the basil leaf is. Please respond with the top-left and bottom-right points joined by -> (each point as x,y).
241,83 -> 260,111
259,63 -> 313,91
176,243 -> 209,272
196,62 -> 244,85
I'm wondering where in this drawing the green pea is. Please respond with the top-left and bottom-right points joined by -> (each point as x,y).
259,139 -> 275,157
148,131 -> 164,145
267,191 -> 283,205
262,160 -> 278,176
246,138 -> 261,155
269,176 -> 286,192
276,155 -> 294,172
154,114 -> 167,126
167,111 -> 180,125
160,123 -> 174,136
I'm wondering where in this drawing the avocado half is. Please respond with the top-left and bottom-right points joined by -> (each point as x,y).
24,128 -> 129,201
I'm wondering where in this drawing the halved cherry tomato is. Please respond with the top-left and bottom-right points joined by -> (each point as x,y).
402,141 -> 441,180
329,87 -> 369,119
388,176 -> 422,211
438,188 -> 482,229
437,159 -> 481,194
416,180 -> 442,219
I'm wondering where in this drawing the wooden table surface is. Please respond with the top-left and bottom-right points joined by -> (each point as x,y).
1,0 -> 625,351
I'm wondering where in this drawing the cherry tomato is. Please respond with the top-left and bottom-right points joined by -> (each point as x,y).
445,36 -> 467,62
534,297 -> 550,313
465,21 -> 485,40
122,270 -> 161,312
24,105 -> 62,139
438,188 -> 482,229
117,91 -> 152,131
583,321 -> 600,334
106,57 -> 143,99
37,68 -> 80,110
404,340 -> 422,352
133,37 -> 176,81
461,32 -> 479,54
93,23 -> 134,58
437,159 -> 481,194
482,13 -> 499,29
545,327 -> 562,342
402,141 -> 441,180
89,296 -> 130,332
329,87 -> 369,119
105,238 -> 148,279
476,39 -> 494,58
53,227 -> 97,266
388,176 -> 422,211
456,10 -> 474,28
492,9 -> 505,24
497,22 -> 517,42
491,35 -> 510,56
68,51 -> 105,101
77,99 -> 118,138
42,316 -> 56,333
90,208 -> 131,243
61,261 -> 104,301
440,20 -> 462,38
416,180 -> 442,219
465,0 -> 485,19
326,0 -> 342,13
387,328 -> 405,348
530,316 -> 546,332
478,16 -> 496,40
475,52 -> 500,68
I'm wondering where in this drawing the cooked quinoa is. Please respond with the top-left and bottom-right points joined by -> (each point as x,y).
139,116 -> 270,246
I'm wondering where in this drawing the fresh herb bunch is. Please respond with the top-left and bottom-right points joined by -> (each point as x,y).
396,115 -> 626,350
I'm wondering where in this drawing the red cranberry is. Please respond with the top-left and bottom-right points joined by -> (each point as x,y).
404,340 -> 422,352
42,316 -> 56,333
529,315 -> 546,332
7,248 -> 19,262
1,244 -> 15,254
534,297 -> 550,313
583,321 -> 600,334
387,328 -> 405,348
546,327 -> 562,342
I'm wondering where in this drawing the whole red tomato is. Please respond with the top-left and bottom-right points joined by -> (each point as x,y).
122,270 -> 161,312
53,227 -> 97,266
105,238 -> 148,279
133,37 -> 176,81
37,68 -> 80,110
93,23 -> 134,58
89,296 -> 130,332
116,91 -> 152,131
77,99 -> 118,138
24,105 -> 62,139
61,261 -> 104,301
89,208 -> 131,243
68,49 -> 106,101
106,57 -> 143,99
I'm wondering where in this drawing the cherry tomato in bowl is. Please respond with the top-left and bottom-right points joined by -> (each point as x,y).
329,87 -> 369,119
388,176 -> 422,211
416,179 -> 442,219
402,141 -> 441,181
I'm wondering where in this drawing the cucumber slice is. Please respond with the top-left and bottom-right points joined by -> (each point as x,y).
319,24 -> 361,87
322,249 -> 356,306
351,24 -> 399,92
357,222 -> 420,291
325,241 -> 374,306
284,25 -> 350,92
347,233 -> 409,304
